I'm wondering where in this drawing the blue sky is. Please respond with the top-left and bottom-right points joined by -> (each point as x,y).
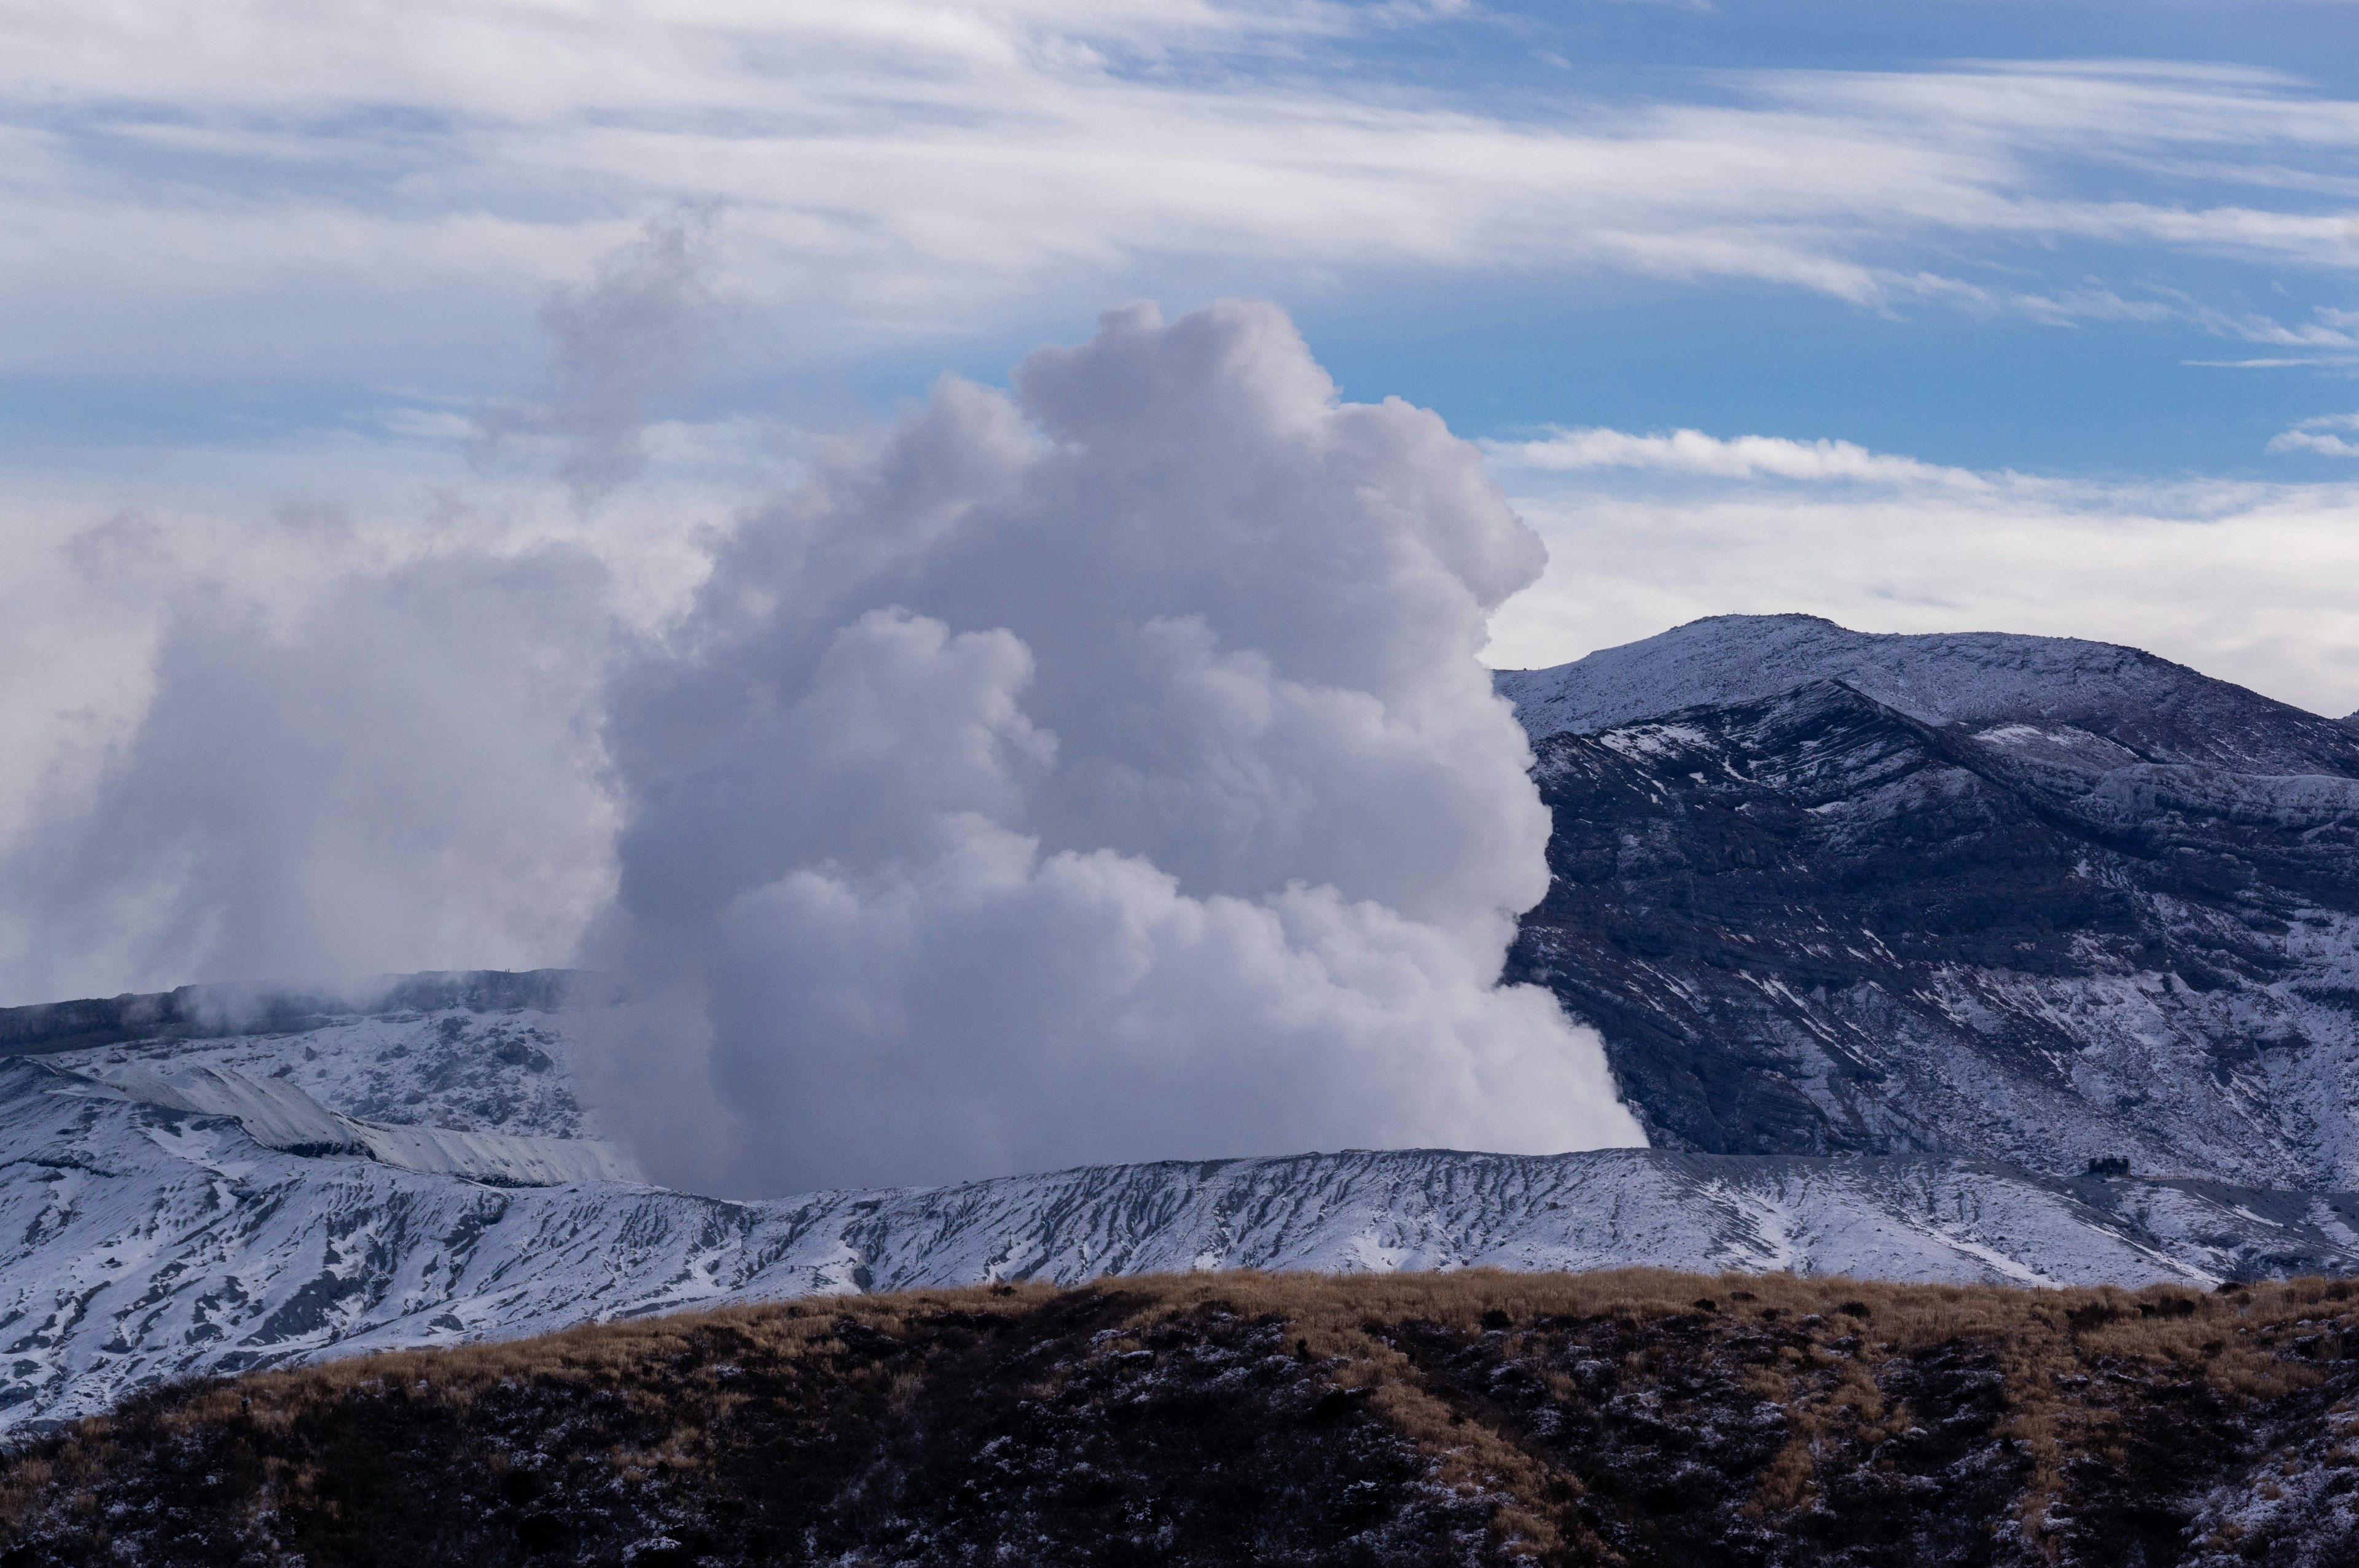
4,0 -> 2355,471
4,0 -> 2359,719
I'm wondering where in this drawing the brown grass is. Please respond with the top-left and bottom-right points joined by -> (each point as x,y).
7,1266 -> 2357,1565
1071,1266 -> 2353,1555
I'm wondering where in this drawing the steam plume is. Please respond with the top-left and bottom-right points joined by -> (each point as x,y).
594,300 -> 1644,1193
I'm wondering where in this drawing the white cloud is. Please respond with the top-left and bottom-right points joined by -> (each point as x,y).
2185,356 -> 2355,369
0,531 -> 623,1007
0,396 -> 737,1004
474,208 -> 720,502
1485,428 -> 2359,722
2274,432 -> 2359,456
8,12 -> 2359,379
2271,412 -> 2359,456
1484,427 -> 1996,490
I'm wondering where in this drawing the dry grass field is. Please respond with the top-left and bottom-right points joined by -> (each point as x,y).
5,1267 -> 2358,1566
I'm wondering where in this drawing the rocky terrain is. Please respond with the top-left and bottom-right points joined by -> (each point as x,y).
7,1268 -> 2359,1566
1498,615 -> 2359,1188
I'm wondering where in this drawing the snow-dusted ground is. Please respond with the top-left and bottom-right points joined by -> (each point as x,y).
47,1005 -> 599,1142
43,1008 -> 640,1188
6,1019 -> 2359,1430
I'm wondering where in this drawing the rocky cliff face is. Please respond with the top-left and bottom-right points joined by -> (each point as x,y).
1500,616 -> 2359,1187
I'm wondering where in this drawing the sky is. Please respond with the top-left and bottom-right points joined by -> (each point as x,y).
9,1 -> 2359,470
7,1 -> 2358,704
4,1 -> 2359,1182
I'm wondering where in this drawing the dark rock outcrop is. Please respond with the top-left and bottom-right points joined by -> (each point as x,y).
1501,617 -> 2359,1187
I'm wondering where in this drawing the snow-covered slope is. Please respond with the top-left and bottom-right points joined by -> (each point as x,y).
47,1004 -> 601,1141
6,1029 -> 2359,1430
1498,618 -> 2359,1188
76,1062 -> 640,1186
15,976 -> 641,1188
1496,614 -> 2359,776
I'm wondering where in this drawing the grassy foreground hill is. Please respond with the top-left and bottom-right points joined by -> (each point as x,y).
4,1268 -> 2359,1566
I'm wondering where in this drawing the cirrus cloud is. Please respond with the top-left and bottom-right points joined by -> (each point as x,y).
7,7 -> 2359,386
2271,413 -> 2359,457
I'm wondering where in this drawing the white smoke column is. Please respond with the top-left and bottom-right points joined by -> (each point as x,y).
0,544 -> 618,1003
473,209 -> 717,505
599,300 -> 1645,1194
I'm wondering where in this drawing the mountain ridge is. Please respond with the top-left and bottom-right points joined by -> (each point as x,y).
1496,614 -> 2359,777
0,969 -> 602,1056
9,1036 -> 2359,1430
1499,617 -> 2359,1188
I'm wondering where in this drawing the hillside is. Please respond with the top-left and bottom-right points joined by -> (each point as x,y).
1498,617 -> 2359,1185
10,1013 -> 2359,1430
6,1269 -> 2359,1566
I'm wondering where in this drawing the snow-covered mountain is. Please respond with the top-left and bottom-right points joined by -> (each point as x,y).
5,614 -> 2355,1430
6,983 -> 2359,1429
1498,615 -> 2359,1187
1495,614 -> 2359,776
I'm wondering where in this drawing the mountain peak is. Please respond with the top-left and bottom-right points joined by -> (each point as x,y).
1496,614 -> 2359,777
